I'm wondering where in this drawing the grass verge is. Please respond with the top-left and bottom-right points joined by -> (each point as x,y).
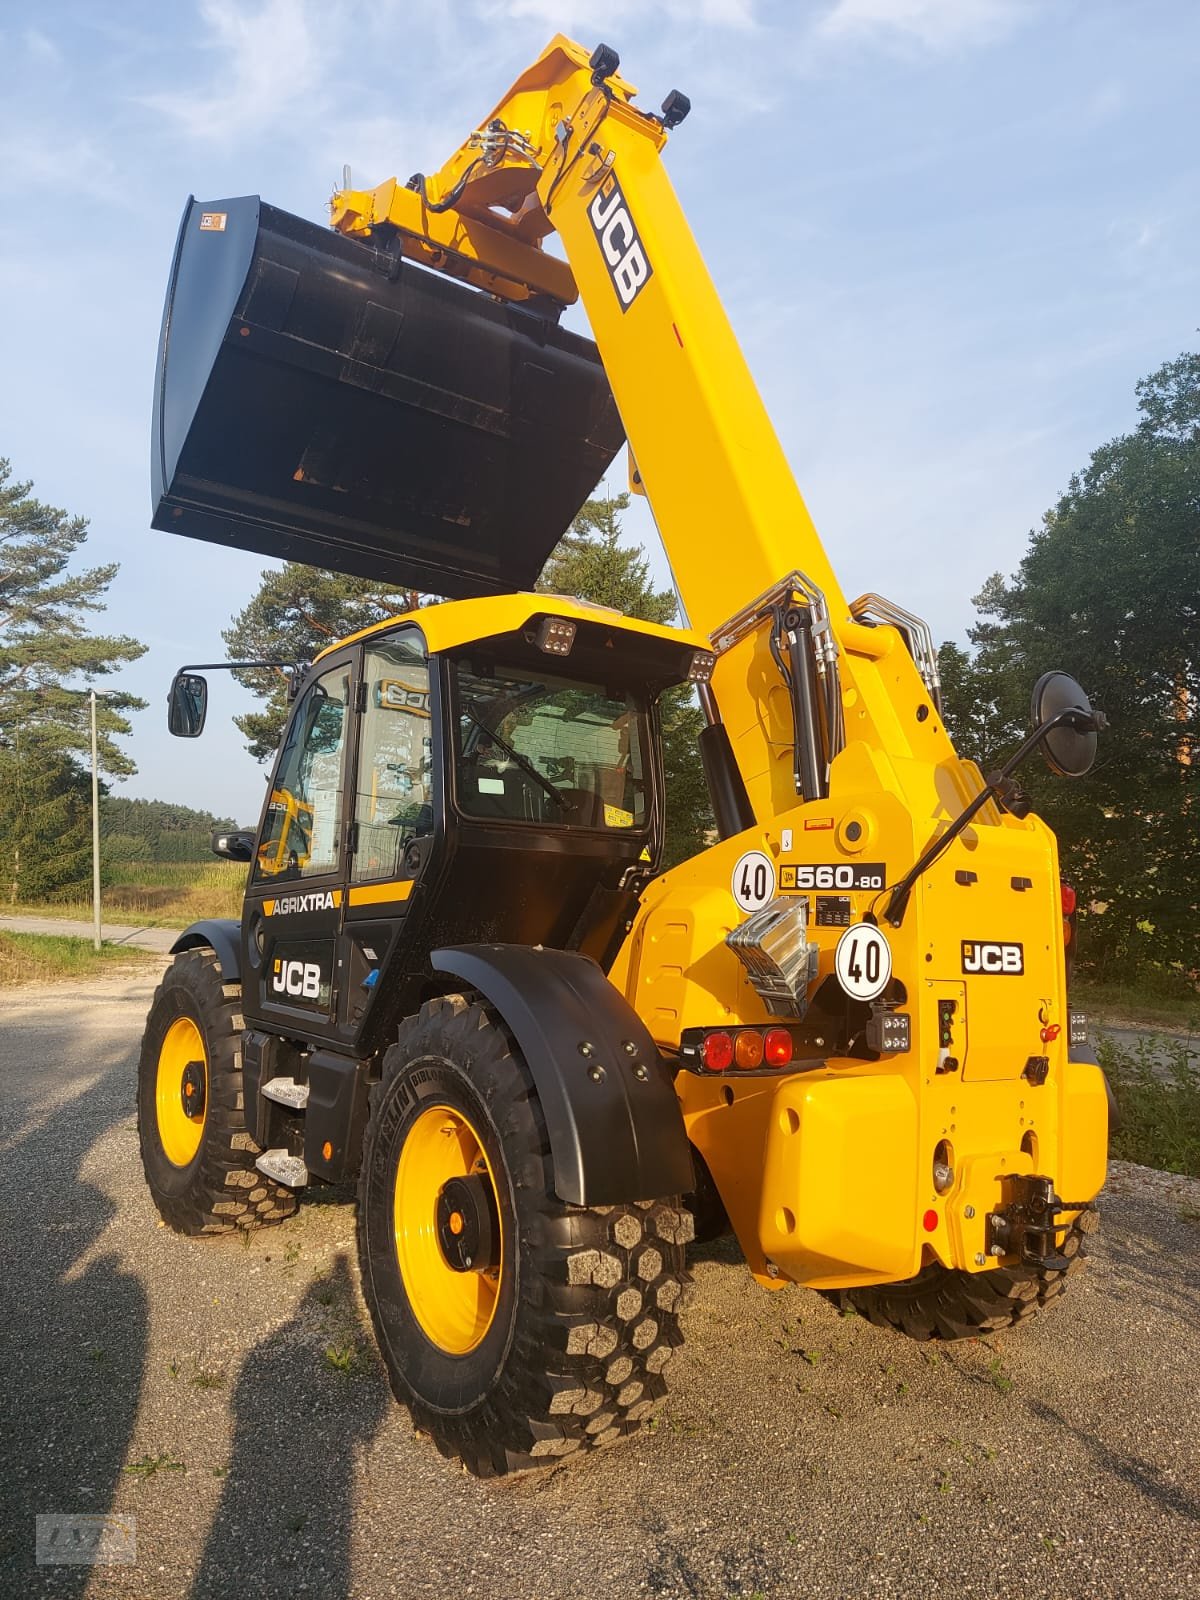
1099,1032 -> 1200,1178
0,932 -> 159,988
8,859 -> 247,927
1073,976 -> 1200,1033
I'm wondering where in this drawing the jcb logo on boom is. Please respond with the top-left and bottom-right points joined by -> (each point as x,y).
961,941 -> 1024,975
589,179 -> 652,310
271,960 -> 322,999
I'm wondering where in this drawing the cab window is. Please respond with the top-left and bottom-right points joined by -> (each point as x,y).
254,666 -> 350,882
452,661 -> 648,829
353,638 -> 435,883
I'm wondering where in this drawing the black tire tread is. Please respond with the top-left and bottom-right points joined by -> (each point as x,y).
837,1210 -> 1097,1340
358,992 -> 694,1477
137,948 -> 298,1235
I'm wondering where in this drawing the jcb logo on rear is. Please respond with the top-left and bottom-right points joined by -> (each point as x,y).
271,959 -> 321,999
961,941 -> 1024,975
589,179 -> 652,310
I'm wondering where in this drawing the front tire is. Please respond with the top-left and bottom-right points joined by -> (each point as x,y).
137,948 -> 298,1235
837,1212 -> 1096,1339
358,993 -> 693,1476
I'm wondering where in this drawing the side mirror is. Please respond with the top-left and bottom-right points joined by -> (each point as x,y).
168,672 -> 208,737
1030,671 -> 1105,779
211,828 -> 255,863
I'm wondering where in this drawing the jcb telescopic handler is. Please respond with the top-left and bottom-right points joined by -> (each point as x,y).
139,36 -> 1108,1476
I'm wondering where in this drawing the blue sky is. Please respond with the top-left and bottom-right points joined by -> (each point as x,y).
1,0 -> 1196,823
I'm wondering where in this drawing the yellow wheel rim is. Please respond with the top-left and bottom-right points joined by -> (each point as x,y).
393,1104 -> 504,1355
155,1016 -> 207,1167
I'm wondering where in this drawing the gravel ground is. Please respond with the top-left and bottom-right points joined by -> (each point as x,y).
2,968 -> 1197,1600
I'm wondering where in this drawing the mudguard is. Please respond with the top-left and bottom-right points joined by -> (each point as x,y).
1069,1030 -> 1121,1134
170,919 -> 242,983
432,944 -> 694,1207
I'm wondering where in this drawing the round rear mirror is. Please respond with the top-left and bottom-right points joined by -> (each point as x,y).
1030,671 -> 1099,778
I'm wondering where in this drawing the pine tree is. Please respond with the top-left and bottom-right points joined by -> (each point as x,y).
0,458 -> 146,774
223,565 -> 418,759
0,458 -> 147,903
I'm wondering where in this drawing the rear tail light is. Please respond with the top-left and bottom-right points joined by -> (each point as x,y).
763,1028 -> 793,1067
1060,882 -> 1077,916
685,1025 -> 802,1075
700,1031 -> 734,1072
734,1029 -> 763,1069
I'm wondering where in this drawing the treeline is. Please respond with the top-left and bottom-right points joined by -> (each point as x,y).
101,797 -> 238,862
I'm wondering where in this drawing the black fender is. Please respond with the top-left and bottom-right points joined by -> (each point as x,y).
170,919 -> 242,984
432,944 -> 694,1208
1069,1032 -> 1121,1134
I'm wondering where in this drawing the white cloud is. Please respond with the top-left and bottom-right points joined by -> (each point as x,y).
138,0 -> 327,143
481,0 -> 757,33
817,0 -> 1028,52
24,27 -> 62,64
0,126 -> 126,206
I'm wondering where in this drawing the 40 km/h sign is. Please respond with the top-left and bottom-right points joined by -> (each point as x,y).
731,849 -> 776,913
834,923 -> 892,1002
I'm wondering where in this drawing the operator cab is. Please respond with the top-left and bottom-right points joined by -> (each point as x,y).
173,595 -> 713,1060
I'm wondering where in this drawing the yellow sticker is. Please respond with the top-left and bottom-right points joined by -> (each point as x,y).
199,211 -> 227,232
604,804 -> 634,828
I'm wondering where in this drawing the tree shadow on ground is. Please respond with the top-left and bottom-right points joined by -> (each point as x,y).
0,1040 -> 148,1595
191,1252 -> 388,1600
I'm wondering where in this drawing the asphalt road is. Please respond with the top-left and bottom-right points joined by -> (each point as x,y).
0,915 -> 180,954
2,967 -> 1198,1600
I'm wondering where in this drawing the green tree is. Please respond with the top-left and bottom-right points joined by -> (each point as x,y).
0,746 -> 92,902
0,459 -> 146,902
938,351 -> 1199,976
540,494 -> 713,868
0,458 -> 145,774
223,565 -> 418,758
101,797 -> 239,861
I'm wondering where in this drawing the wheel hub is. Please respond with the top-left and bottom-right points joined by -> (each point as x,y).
436,1174 -> 499,1273
180,1059 -> 206,1120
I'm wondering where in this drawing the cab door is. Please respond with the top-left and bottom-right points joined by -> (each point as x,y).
241,652 -> 355,1043
336,631 -> 438,1047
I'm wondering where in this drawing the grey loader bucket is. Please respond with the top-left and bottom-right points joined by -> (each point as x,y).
151,196 -> 625,597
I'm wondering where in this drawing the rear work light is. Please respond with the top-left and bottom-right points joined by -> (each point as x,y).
684,1025 -> 803,1076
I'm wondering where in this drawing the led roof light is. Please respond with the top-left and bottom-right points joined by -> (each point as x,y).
535,617 -> 577,656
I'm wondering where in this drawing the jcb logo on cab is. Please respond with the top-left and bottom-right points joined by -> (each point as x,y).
271,960 -> 322,999
961,941 -> 1024,975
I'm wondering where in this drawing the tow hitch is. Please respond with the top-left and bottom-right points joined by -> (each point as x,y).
987,1174 -> 1095,1271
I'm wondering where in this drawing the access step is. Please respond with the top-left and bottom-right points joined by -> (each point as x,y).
255,1149 -> 309,1188
261,1076 -> 309,1109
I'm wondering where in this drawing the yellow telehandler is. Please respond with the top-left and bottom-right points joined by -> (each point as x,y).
139,36 -> 1108,1476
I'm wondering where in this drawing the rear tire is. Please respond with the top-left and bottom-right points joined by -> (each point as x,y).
358,993 -> 693,1476
837,1212 -> 1096,1339
137,948 -> 298,1235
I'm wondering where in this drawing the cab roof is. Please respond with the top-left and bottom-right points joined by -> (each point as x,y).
314,591 -> 710,662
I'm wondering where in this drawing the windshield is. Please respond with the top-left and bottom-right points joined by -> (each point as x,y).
452,661 -> 650,830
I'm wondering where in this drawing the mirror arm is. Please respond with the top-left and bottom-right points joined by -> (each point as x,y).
883,708 -> 1099,928
176,659 -> 305,675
